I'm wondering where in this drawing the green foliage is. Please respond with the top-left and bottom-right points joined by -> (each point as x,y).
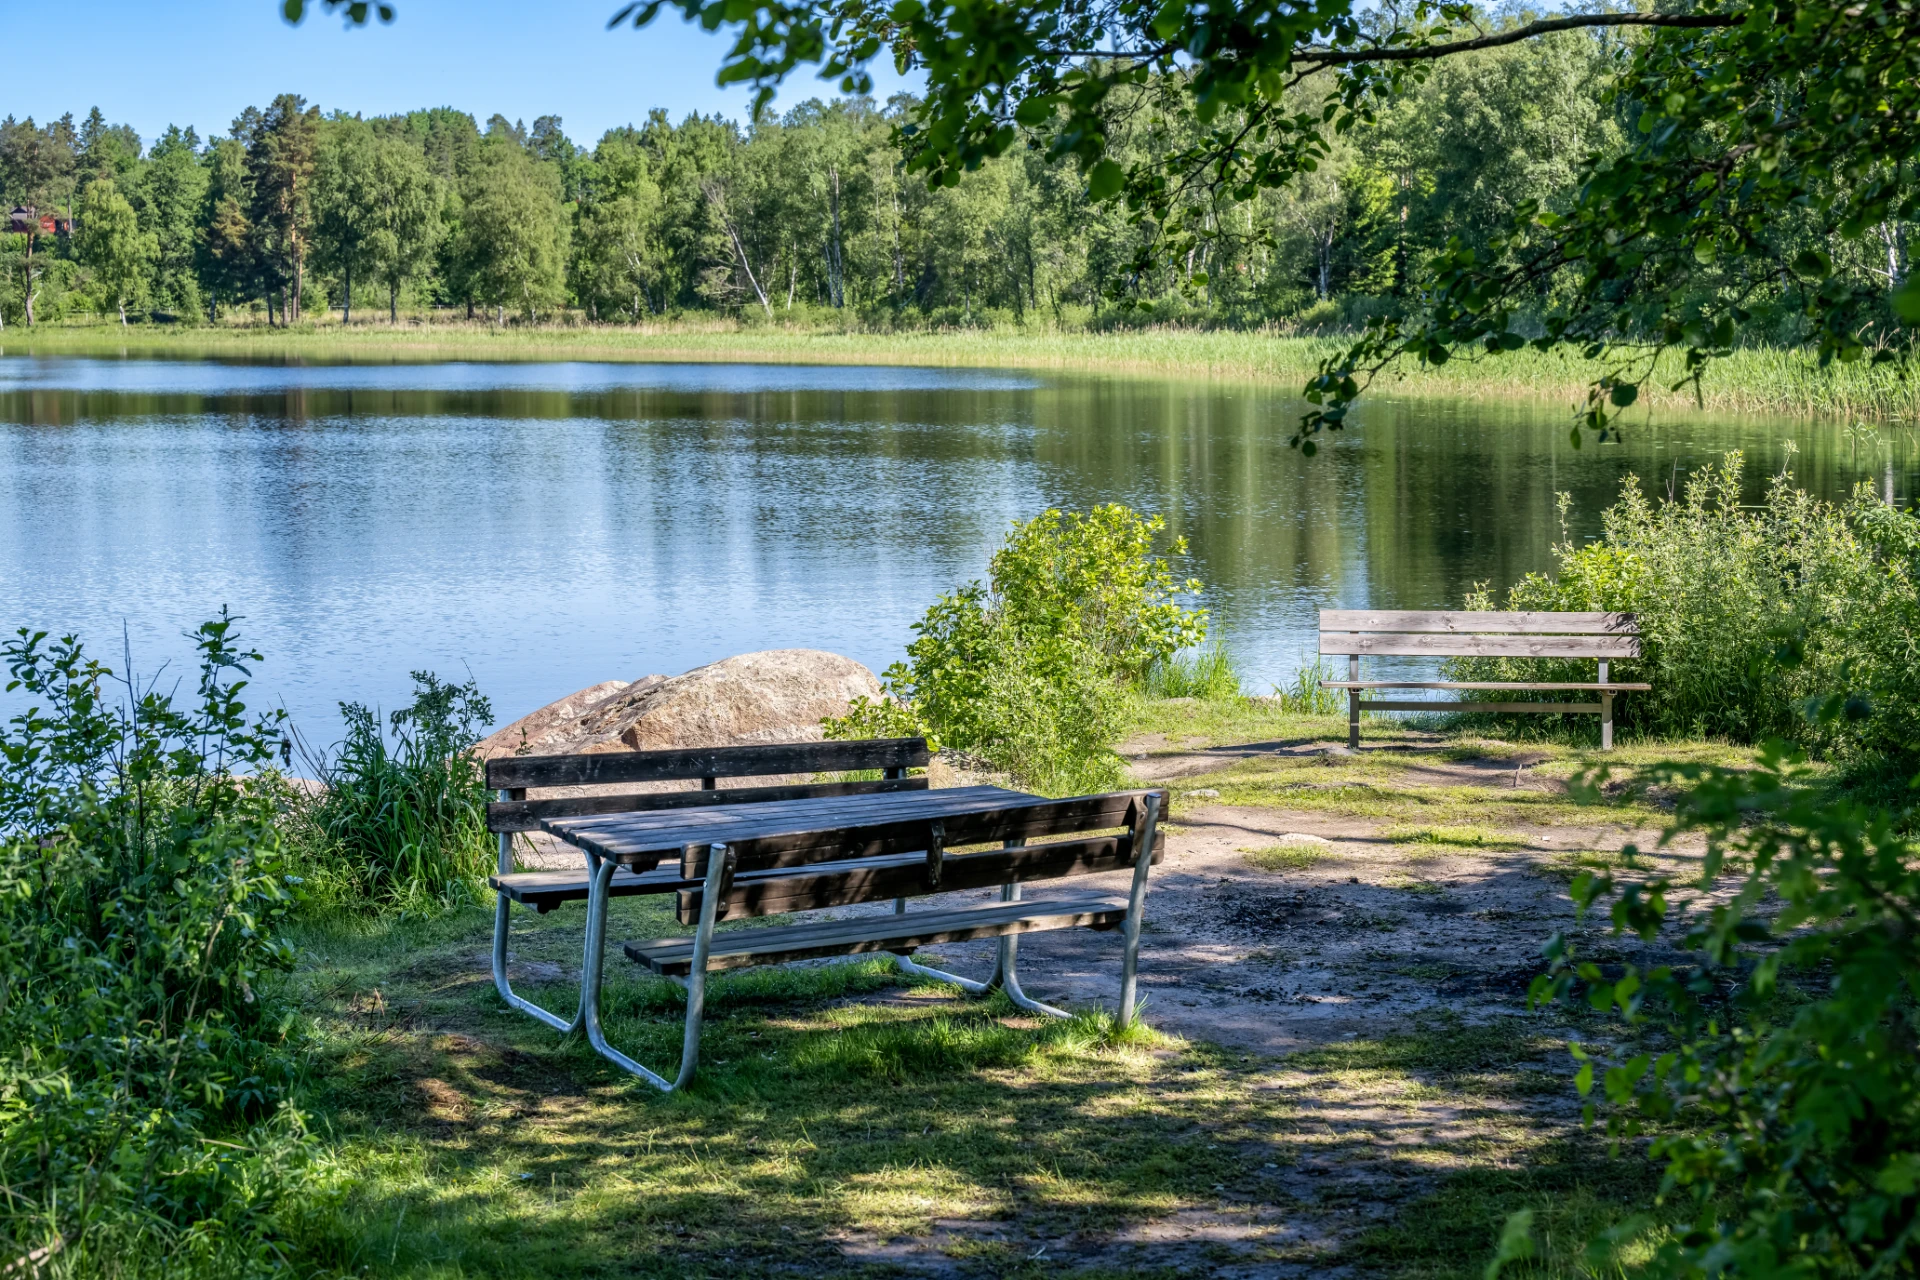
1451,454 -> 1920,760
76,177 -> 156,323
292,673 -> 495,914
872,505 -> 1204,794
1535,742 -> 1920,1277
0,616 -> 310,1267
1142,643 -> 1242,700
1273,654 -> 1345,716
821,693 -> 938,752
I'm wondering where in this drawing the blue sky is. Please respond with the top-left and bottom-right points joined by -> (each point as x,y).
7,0 -> 914,149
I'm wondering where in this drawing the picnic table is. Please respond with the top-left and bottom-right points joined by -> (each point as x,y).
504,776 -> 1164,1091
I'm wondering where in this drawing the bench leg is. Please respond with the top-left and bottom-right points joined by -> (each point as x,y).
891,893 -> 994,993
580,843 -> 731,1092
1348,656 -> 1361,749
491,827 -> 585,1034
992,882 -> 1069,1019
1601,693 -> 1614,751
1116,793 -> 1162,1029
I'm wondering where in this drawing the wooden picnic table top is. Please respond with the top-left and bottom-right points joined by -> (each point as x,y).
541,784 -> 1044,869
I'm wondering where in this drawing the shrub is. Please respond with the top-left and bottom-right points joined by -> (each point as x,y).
831,505 -> 1206,795
1451,454 -> 1920,758
291,673 -> 494,914
0,617 -> 310,1270
1531,741 -> 1920,1277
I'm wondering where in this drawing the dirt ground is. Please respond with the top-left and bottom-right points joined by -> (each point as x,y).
476,723 -> 1716,1276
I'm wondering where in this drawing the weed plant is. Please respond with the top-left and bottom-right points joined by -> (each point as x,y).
291,673 -> 495,914
0,617 -> 310,1273
1272,655 -> 1345,715
1142,644 -> 1242,699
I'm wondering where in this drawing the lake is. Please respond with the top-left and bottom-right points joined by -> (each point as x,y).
1,354 -> 1912,743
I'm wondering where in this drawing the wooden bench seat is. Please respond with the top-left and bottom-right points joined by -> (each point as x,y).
573,787 -> 1167,1091
486,736 -> 931,1035
625,892 -> 1129,976
1320,610 -> 1650,749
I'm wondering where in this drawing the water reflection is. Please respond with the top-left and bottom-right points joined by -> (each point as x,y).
1,357 -> 1912,741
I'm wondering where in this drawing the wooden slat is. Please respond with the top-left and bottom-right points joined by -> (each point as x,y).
1361,699 -> 1603,714
486,736 -> 930,790
487,776 -> 928,833
490,866 -> 686,912
1319,610 -> 1637,635
543,785 -> 1036,866
492,849 -> 952,912
1320,681 -> 1652,691
1320,633 -> 1640,659
624,893 -> 1129,975
676,790 -> 1164,876
679,831 -> 1167,923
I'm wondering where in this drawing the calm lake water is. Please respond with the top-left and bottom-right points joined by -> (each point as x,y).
2,354 -> 1914,742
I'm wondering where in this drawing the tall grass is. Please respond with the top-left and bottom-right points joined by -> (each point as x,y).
291,673 -> 496,914
1272,655 -> 1345,716
1142,644 -> 1243,699
17,320 -> 1920,422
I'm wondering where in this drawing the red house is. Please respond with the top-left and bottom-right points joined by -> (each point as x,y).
7,206 -> 70,236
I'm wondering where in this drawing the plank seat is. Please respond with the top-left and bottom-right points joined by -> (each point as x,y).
485,736 -> 931,1038
1320,610 -> 1648,749
625,893 -> 1129,976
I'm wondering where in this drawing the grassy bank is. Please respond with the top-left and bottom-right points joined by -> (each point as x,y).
10,318 -> 1920,422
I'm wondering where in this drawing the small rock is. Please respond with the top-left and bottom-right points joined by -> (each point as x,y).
1274,832 -> 1332,847
1184,787 -> 1221,799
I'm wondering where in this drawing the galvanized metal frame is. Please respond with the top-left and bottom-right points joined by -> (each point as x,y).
491,801 -> 585,1034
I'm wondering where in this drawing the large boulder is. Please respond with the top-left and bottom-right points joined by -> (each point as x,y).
475,650 -> 882,764
474,678 -> 657,760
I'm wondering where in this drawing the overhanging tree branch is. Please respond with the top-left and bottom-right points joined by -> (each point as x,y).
1296,12 -> 1746,64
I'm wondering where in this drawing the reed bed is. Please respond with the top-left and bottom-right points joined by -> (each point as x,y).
13,319 -> 1920,422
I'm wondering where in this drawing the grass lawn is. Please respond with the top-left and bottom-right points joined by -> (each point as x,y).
277,701 -> 1739,1277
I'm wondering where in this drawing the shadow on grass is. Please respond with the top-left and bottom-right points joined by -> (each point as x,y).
283,901 -> 1658,1279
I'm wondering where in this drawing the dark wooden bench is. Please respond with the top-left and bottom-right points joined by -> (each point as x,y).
568,789 -> 1167,1091
485,737 -> 930,1034
1318,610 -> 1651,749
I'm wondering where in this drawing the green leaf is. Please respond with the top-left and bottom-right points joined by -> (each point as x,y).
1893,275 -> 1920,323
1609,382 -> 1639,408
283,0 -> 305,19
1087,160 -> 1125,201
1483,1209 -> 1536,1280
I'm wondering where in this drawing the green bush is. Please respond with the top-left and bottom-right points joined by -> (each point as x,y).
0,617 -> 310,1271
1451,454 -> 1920,758
1530,741 -> 1920,1277
291,673 -> 495,914
829,505 -> 1206,795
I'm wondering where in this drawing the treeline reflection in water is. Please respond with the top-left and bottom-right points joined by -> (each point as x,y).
0,357 -> 1912,742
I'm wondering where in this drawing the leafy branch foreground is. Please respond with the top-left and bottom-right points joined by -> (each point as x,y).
1529,743 -> 1920,1277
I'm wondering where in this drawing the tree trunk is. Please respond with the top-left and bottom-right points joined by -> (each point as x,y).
22,234 -> 34,327
824,164 -> 845,309
266,289 -> 276,327
389,278 -> 398,324
343,258 -> 352,325
118,301 -> 127,327
787,261 -> 796,310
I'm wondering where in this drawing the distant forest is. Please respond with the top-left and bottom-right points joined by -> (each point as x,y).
4,26 -> 1865,332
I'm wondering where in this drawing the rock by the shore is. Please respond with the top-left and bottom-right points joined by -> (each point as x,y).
474,677 -> 660,759
475,649 -> 882,763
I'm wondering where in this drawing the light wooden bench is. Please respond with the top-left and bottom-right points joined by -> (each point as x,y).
485,737 -> 930,1034
572,788 -> 1166,1090
1318,610 -> 1649,749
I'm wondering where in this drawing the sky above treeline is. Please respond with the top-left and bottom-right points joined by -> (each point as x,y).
10,0 -> 916,148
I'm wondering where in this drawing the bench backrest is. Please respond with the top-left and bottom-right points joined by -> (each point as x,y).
676,789 -> 1168,924
485,737 -> 931,834
1318,610 -> 1639,660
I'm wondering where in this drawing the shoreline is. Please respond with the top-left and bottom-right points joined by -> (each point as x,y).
5,320 -> 1916,423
